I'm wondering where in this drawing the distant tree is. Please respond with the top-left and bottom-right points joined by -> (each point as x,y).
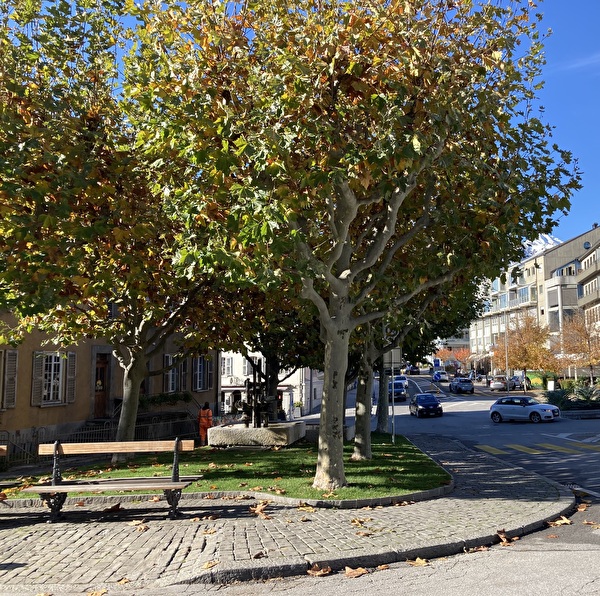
560,309 -> 600,383
495,313 -> 557,377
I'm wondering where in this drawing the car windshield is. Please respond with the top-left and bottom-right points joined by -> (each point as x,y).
417,395 -> 438,404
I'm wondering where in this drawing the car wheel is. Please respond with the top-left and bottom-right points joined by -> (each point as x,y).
416,411 -> 421,418
491,411 -> 502,423
438,412 -> 443,417
470,389 -> 474,394
530,412 -> 542,423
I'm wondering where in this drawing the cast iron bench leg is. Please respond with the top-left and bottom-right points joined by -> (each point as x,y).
39,492 -> 68,523
164,489 -> 183,519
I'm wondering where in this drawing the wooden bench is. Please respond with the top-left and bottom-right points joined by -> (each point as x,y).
20,438 -> 195,522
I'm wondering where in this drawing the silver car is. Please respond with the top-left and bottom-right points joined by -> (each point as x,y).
489,375 -> 516,391
490,396 -> 560,423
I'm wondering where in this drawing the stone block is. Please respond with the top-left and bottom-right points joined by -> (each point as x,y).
208,421 -> 306,447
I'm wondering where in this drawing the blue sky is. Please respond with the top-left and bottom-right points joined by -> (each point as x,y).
535,0 -> 600,242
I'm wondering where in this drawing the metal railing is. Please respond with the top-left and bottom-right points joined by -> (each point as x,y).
0,414 -> 197,469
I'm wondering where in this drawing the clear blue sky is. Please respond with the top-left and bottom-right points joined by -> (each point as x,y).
536,0 -> 600,241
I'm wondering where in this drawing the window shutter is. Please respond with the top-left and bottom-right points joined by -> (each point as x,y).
66,352 -> 76,404
3,350 -> 18,409
31,352 -> 44,406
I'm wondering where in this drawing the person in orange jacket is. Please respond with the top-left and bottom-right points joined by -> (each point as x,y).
198,402 -> 213,446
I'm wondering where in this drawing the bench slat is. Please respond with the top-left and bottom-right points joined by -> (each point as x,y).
21,481 -> 191,493
38,440 -> 195,456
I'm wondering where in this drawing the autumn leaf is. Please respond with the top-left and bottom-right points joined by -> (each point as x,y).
103,503 -> 123,512
356,531 -> 373,537
307,564 -> 332,577
577,503 -> 589,512
407,557 -> 429,567
376,564 -> 390,570
345,566 -> 369,578
297,504 -> 315,512
201,560 -> 219,569
75,501 -> 85,507
253,551 -> 266,559
127,519 -> 147,526
496,529 -> 519,545
136,524 -> 149,532
87,591 -> 108,596
546,534 -> 559,539
117,578 -> 130,585
250,500 -> 271,519
547,516 -> 572,527
149,496 -> 161,502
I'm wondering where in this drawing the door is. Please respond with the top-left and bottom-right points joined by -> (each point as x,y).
94,353 -> 110,418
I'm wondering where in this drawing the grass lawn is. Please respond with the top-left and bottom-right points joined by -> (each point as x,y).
2,433 -> 451,502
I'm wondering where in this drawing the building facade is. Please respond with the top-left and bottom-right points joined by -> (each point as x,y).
219,350 -> 323,420
0,316 -> 219,459
469,225 -> 600,375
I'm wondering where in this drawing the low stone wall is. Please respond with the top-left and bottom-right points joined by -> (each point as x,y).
208,421 -> 306,447
560,409 -> 600,420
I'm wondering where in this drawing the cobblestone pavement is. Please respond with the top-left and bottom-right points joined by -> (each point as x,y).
0,435 -> 575,595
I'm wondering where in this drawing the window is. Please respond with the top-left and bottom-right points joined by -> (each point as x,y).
31,351 -> 75,406
163,354 -> 177,393
243,356 -> 263,377
0,350 -> 17,409
193,356 -> 213,392
221,356 -> 233,377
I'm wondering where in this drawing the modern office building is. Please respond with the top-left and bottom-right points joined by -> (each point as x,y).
469,224 -> 600,374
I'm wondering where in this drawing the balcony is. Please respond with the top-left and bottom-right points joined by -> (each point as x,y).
579,287 -> 600,309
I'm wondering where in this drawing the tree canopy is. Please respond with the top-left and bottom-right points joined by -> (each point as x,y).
0,0 -> 582,489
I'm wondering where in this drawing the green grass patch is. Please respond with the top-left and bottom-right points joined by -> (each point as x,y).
3,433 -> 451,502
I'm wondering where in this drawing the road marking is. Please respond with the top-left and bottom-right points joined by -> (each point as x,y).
505,444 -> 546,454
564,442 -> 600,452
536,442 -> 582,454
474,445 -> 510,455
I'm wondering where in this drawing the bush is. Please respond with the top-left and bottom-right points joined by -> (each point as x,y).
546,383 -> 600,410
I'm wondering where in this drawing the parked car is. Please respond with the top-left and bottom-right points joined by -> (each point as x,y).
388,380 -> 407,401
490,396 -> 560,423
394,374 -> 409,388
449,377 -> 475,394
408,365 -> 420,375
432,370 -> 449,382
409,393 -> 443,417
510,375 -> 532,390
489,375 -> 516,391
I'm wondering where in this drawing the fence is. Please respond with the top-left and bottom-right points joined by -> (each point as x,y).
0,413 -> 198,469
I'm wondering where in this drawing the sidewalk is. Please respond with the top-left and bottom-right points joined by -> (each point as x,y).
0,434 -> 575,595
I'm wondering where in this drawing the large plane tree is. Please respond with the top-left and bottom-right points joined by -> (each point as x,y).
125,0 -> 581,490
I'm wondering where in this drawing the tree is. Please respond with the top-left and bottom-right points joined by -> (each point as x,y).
129,0 -> 580,490
495,312 -> 557,376
0,0 -> 262,447
561,309 -> 600,383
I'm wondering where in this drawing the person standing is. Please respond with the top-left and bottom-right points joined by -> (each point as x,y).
198,402 -> 213,446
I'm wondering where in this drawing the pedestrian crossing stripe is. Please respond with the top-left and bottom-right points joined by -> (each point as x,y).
566,442 -> 600,452
535,442 -> 582,454
505,444 -> 545,455
474,445 -> 509,455
473,443 -> 590,455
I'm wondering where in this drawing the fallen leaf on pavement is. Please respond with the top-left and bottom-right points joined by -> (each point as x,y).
127,519 -> 147,527
117,578 -> 130,585
497,529 -> 519,545
577,503 -> 589,512
253,551 -> 266,559
407,557 -> 429,567
345,566 -> 369,578
546,534 -> 559,539
465,545 -> 489,553
149,496 -> 161,502
356,531 -> 373,537
103,503 -> 123,512
307,564 -> 332,577
376,564 -> 390,570
250,500 -> 271,519
201,560 -> 219,569
87,591 -> 108,596
297,504 -> 315,512
547,516 -> 572,527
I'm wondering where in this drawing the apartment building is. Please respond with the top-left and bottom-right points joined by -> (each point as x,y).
469,224 -> 600,374
219,350 -> 323,419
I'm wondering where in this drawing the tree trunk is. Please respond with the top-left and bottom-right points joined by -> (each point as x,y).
312,327 -> 350,491
352,362 -> 373,461
113,353 -> 148,462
